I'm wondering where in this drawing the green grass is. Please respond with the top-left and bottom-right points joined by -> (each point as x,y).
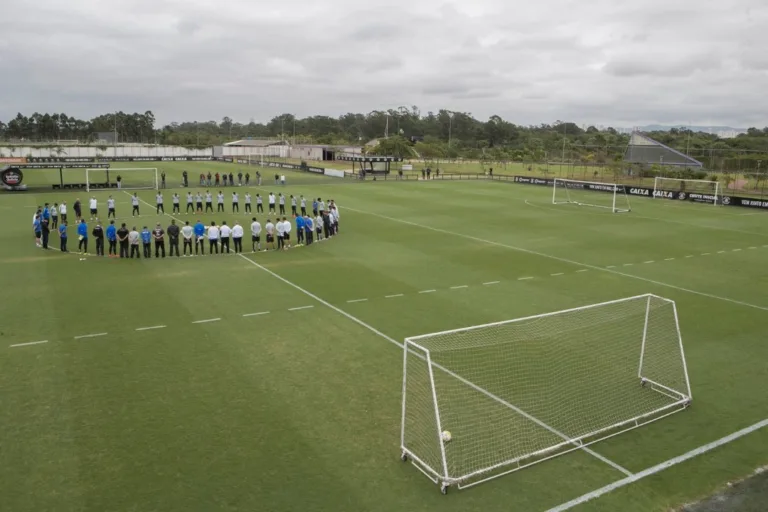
2,162 -> 768,511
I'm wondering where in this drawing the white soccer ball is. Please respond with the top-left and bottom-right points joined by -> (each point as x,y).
441,430 -> 452,443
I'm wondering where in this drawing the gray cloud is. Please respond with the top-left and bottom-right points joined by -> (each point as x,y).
1,0 -> 767,128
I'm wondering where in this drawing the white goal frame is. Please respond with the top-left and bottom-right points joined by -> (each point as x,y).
86,167 -> 158,192
400,293 -> 692,493
552,178 -> 631,213
653,177 -> 721,205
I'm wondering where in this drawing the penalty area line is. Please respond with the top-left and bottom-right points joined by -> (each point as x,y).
135,325 -> 166,331
10,340 -> 49,348
547,418 -> 768,512
236,253 -> 632,478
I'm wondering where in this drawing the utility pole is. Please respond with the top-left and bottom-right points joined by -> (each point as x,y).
448,112 -> 454,147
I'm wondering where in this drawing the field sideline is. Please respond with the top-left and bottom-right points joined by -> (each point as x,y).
2,161 -> 767,511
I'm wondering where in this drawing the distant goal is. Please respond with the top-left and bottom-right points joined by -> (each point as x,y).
400,294 -> 692,493
86,167 -> 158,192
653,177 -> 721,205
552,178 -> 631,213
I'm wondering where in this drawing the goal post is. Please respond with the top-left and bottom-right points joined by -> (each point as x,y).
400,294 -> 692,492
86,167 -> 158,192
653,177 -> 721,205
552,178 -> 631,213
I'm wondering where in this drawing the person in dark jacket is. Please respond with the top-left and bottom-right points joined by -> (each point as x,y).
92,222 -> 105,256
167,220 -> 180,257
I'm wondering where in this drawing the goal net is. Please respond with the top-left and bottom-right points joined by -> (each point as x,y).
400,294 -> 692,492
653,177 -> 720,205
552,178 -> 631,213
86,167 -> 158,192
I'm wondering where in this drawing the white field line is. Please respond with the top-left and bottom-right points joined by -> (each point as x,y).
748,247 -> 757,250
732,248 -> 742,252
664,258 -> 676,261
10,340 -> 48,348
242,311 -> 269,317
606,265 -> 616,268
547,418 -> 768,512
717,250 -> 726,254
575,269 -> 588,273
343,207 -> 768,312
385,293 -> 404,298
135,325 -> 166,331
450,285 -> 469,289
191,318 -> 220,324
483,281 -> 500,285
518,276 -> 534,281
623,263 -> 634,266
347,298 -> 369,303
643,261 -> 655,264
237,253 -> 632,478
74,332 -> 107,339
288,305 -> 314,311
418,289 -> 436,294
551,272 -> 565,276
685,255 -> 694,258
701,253 -> 711,256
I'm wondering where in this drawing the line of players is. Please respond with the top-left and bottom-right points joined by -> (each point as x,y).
126,191 -> 319,218
33,195 -> 340,256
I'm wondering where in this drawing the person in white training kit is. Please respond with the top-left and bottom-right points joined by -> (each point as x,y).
89,197 -> 98,220
106,195 -> 116,219
315,213 -> 324,241
155,192 -> 164,214
207,221 -> 220,254
131,193 -> 140,216
268,192 -> 276,214
265,219 -> 276,250
282,216 -> 292,249
232,191 -> 239,213
244,192 -> 252,213
181,220 -> 194,256
232,220 -> 244,253
59,201 -> 68,223
217,191 -> 225,212
172,193 -> 180,213
186,192 -> 195,214
219,221 -> 232,253
276,217 -> 286,250
250,217 -> 262,252
278,193 -> 286,215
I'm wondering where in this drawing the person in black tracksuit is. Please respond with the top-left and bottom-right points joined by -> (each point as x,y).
117,224 -> 130,258
92,223 -> 105,256
167,220 -> 180,257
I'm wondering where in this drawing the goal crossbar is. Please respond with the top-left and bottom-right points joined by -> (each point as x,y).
86,167 -> 158,192
400,293 -> 692,492
552,178 -> 631,213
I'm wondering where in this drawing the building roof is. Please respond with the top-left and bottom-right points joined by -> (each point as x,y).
623,132 -> 703,167
224,138 -> 287,147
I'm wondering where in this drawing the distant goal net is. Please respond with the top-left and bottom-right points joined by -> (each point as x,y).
86,168 -> 158,192
653,177 -> 721,205
400,294 -> 692,493
552,178 -> 631,213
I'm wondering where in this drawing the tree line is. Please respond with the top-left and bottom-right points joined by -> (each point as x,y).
2,108 -> 768,170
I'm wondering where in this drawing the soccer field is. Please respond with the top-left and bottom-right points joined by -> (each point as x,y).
2,163 -> 768,511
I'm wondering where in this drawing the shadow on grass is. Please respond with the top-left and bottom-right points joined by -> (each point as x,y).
680,467 -> 768,512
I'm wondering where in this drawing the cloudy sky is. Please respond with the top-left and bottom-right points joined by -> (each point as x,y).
1,0 -> 767,127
